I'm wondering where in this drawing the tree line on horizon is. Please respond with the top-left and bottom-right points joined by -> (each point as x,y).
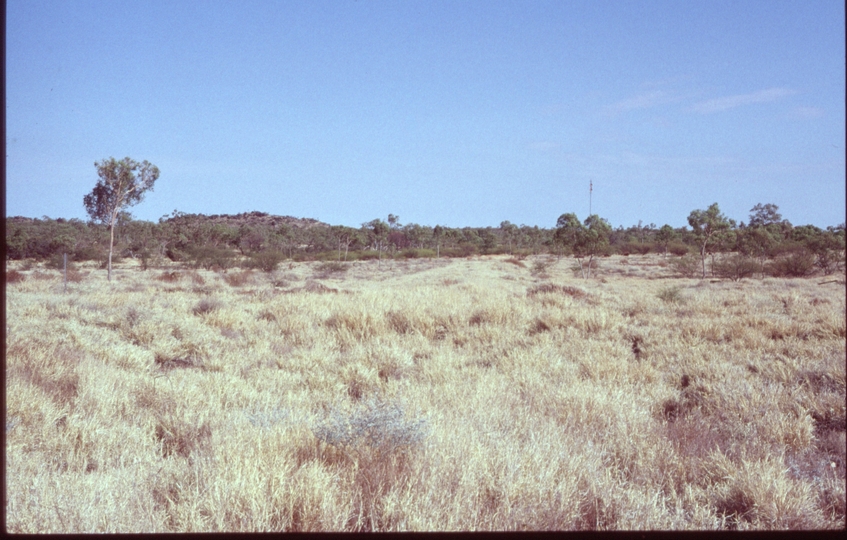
6,156 -> 844,280
6,202 -> 845,279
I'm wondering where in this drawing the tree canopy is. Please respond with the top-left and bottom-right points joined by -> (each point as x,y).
84,157 -> 160,280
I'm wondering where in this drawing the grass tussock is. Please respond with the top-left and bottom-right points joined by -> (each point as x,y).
7,269 -> 26,283
5,254 -> 845,532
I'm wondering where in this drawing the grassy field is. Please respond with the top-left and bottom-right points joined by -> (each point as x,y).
5,254 -> 845,532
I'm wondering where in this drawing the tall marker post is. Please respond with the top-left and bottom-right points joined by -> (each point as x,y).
589,179 -> 593,217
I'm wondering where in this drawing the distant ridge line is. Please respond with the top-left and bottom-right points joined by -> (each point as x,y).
161,211 -> 330,229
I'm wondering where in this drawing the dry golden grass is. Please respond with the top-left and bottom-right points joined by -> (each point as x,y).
5,254 -> 845,531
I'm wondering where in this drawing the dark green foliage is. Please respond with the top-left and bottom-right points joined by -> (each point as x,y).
7,205 -> 844,277
668,242 -> 690,256
84,157 -> 159,281
617,242 -> 653,256
98,253 -> 123,269
186,246 -> 236,270
46,253 -> 73,270
687,203 -> 735,279
768,249 -> 817,277
73,244 -> 107,262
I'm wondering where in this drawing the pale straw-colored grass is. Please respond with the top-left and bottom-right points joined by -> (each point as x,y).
5,255 -> 845,531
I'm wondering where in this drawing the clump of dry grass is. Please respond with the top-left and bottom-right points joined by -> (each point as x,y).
7,269 -> 26,283
157,271 -> 182,282
312,395 -> 429,530
192,297 -> 221,315
527,283 -> 588,300
223,270 -> 254,287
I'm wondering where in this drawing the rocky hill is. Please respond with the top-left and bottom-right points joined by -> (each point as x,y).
162,211 -> 329,229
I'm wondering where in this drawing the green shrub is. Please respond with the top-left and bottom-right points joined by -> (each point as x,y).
91,251 -> 123,269
768,250 -> 816,277
72,244 -> 106,262
531,258 -> 554,276
670,254 -> 700,278
617,242 -> 652,256
139,248 -> 152,271
711,254 -> 759,281
46,253 -> 81,271
668,243 -> 691,256
247,250 -> 286,272
186,246 -> 236,270
352,250 -> 380,261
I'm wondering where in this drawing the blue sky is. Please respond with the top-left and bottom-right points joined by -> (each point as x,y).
6,0 -> 845,229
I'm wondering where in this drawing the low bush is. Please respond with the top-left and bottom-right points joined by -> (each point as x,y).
400,248 -> 436,259
570,258 -> 601,278
46,253 -> 76,270
186,246 -> 236,270
192,298 -> 221,316
657,286 -> 685,304
668,243 -> 691,256
617,242 -> 653,256
354,250 -> 381,261
670,254 -> 700,278
72,244 -> 106,262
223,270 -> 254,287
530,258 -> 555,276
315,261 -> 349,275
312,395 -> 428,531
768,250 -> 816,277
711,254 -> 759,281
157,271 -> 182,283
247,250 -> 286,272
97,254 -> 123,269
527,283 -> 588,299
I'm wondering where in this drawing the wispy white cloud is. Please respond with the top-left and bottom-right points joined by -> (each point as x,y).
605,90 -> 676,114
691,87 -> 798,114
788,106 -> 824,119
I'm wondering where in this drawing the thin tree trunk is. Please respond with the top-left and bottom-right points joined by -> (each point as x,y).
108,220 -> 115,282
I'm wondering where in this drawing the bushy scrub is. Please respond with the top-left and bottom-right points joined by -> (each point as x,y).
670,254 -> 700,278
247,250 -> 286,272
712,254 -> 759,281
